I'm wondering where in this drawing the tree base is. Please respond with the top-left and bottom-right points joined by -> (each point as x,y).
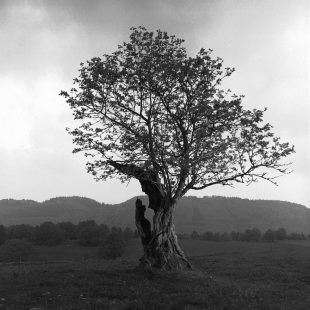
138,250 -> 192,271
135,198 -> 192,270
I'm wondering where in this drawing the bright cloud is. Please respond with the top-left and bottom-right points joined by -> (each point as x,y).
0,0 -> 309,205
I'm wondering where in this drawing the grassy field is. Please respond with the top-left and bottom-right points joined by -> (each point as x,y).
0,239 -> 309,309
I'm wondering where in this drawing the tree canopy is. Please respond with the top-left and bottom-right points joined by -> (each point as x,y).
61,27 -> 294,203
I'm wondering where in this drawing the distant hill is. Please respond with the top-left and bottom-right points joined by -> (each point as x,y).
0,196 -> 309,234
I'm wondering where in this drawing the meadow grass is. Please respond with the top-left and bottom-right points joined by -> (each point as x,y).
0,239 -> 309,309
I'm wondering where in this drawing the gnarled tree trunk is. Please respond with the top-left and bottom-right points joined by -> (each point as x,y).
136,196 -> 191,270
108,161 -> 191,270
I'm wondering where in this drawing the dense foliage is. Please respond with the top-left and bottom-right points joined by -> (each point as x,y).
183,228 -> 308,242
6,224 -> 34,240
0,225 -> 5,246
77,220 -> 109,246
1,222 -> 307,246
61,27 -> 294,203
61,27 -> 294,269
34,222 -> 65,246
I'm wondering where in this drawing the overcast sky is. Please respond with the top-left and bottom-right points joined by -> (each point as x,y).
0,0 -> 309,206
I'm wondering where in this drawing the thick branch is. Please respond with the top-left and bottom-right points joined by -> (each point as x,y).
107,160 -> 165,210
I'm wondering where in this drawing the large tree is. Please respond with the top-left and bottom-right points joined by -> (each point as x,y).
61,27 -> 294,269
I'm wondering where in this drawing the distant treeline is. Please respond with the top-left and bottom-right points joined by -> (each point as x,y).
1,222 -> 309,247
0,221 -> 136,247
179,228 -> 310,242
0,221 -> 137,262
0,222 -> 309,263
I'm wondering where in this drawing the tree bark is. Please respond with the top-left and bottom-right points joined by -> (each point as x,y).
136,197 -> 191,270
108,161 -> 191,270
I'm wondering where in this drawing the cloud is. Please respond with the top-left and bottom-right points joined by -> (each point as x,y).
0,3 -> 81,82
0,0 -> 308,205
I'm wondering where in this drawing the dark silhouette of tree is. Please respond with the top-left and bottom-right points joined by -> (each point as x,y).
56,222 -> 78,240
274,228 -> 287,240
190,230 -> 200,240
34,222 -> 64,246
263,229 -> 276,242
7,224 -> 34,241
220,232 -> 231,241
288,232 -> 306,240
213,232 -> 221,242
61,27 -> 294,269
99,223 -> 110,239
135,198 -> 152,251
201,231 -> 214,241
77,220 -> 101,246
0,225 -> 5,245
240,228 -> 262,242
230,231 -> 241,241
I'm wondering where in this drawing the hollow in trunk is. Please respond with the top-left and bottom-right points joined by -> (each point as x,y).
135,198 -> 191,270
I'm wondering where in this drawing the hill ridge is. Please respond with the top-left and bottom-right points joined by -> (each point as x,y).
0,195 -> 309,234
